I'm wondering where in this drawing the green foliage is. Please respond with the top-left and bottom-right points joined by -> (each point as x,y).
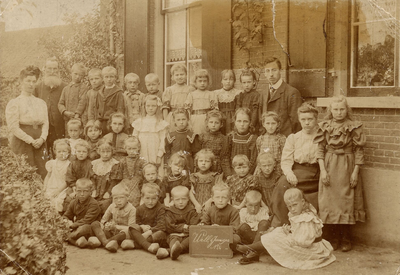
232,0 -> 269,72
38,5 -> 123,83
0,147 -> 69,275
0,77 -> 20,129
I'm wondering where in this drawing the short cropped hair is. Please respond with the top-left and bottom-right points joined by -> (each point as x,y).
232,154 -> 250,168
194,149 -> 215,165
141,182 -> 161,197
284,188 -> 304,203
171,63 -> 187,75
171,185 -> 190,198
145,73 -> 160,83
257,151 -> 276,164
74,139 -> 90,151
124,73 -> 140,83
142,163 -> 158,177
45,57 -> 59,66
72,63 -> 87,75
245,190 -> 262,203
20,65 -> 41,81
264,57 -> 282,70
102,66 -> 117,76
297,102 -> 319,119
124,136 -> 141,148
172,108 -> 189,120
76,178 -> 93,189
212,183 -> 231,197
67,119 -> 83,130
88,68 -> 102,77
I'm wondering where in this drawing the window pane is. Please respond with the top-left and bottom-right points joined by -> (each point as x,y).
354,0 -> 396,23
164,0 -> 184,9
166,11 -> 186,62
352,21 -> 395,87
189,6 -> 202,60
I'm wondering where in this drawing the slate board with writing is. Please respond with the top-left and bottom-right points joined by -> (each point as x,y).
189,225 -> 233,258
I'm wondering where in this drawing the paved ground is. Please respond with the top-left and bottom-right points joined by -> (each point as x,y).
66,243 -> 400,275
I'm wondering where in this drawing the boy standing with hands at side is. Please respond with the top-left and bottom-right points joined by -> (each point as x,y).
64,178 -> 101,248
75,68 -> 104,126
145,73 -> 163,100
123,73 -> 144,132
59,63 -> 88,135
165,186 -> 200,260
88,66 -> 125,134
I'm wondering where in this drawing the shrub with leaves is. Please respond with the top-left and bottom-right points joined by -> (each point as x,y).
0,147 -> 69,275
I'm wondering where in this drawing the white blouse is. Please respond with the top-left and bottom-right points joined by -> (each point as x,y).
281,130 -> 318,176
6,94 -> 49,144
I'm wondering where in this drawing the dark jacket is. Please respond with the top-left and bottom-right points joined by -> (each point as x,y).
34,81 -> 66,137
136,201 -> 166,232
165,204 -> 200,234
64,197 -> 101,228
259,81 -> 303,137
201,202 -> 240,232
88,85 -> 125,122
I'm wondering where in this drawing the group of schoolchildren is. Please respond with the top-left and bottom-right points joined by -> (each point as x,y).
42,61 -> 366,270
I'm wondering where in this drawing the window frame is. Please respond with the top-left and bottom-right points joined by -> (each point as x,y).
162,0 -> 202,89
349,0 -> 400,97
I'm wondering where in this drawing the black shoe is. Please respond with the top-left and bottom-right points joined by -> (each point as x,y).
330,238 -> 340,251
341,239 -> 352,252
239,251 -> 259,265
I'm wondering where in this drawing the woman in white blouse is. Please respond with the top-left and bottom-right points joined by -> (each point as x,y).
270,103 -> 320,227
6,66 -> 49,178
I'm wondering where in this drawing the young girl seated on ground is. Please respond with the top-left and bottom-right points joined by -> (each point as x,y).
237,188 -> 336,270
44,139 -> 71,213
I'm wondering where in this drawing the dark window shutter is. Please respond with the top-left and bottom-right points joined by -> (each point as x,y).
201,0 -> 232,91
288,0 -> 327,97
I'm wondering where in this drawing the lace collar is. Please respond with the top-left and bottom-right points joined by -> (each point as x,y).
92,158 -> 119,176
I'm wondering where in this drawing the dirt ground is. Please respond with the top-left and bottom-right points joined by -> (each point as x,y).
66,243 -> 400,275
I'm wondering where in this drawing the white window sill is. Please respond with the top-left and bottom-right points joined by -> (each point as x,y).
317,97 -> 400,109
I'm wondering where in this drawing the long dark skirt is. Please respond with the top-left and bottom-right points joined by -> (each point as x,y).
10,125 -> 48,179
271,163 -> 319,227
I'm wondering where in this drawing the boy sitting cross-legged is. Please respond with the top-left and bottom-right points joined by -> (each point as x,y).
90,184 -> 136,252
199,183 -> 241,250
128,183 -> 169,259
64,178 -> 101,248
165,186 -> 200,260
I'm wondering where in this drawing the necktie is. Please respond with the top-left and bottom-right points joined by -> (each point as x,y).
270,87 -> 275,97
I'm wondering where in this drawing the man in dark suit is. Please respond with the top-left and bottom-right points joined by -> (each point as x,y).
259,57 -> 303,136
34,57 -> 66,153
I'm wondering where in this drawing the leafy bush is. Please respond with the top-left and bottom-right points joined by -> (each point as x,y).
38,4 -> 124,83
0,147 -> 69,275
0,77 -> 20,129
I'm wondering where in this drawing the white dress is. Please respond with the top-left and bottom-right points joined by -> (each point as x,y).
44,159 -> 70,212
132,115 -> 169,177
261,205 -> 336,270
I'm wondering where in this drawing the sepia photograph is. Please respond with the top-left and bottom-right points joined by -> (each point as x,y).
0,0 -> 399,274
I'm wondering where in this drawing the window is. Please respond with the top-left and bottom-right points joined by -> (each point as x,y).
163,0 -> 202,88
350,0 -> 399,96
